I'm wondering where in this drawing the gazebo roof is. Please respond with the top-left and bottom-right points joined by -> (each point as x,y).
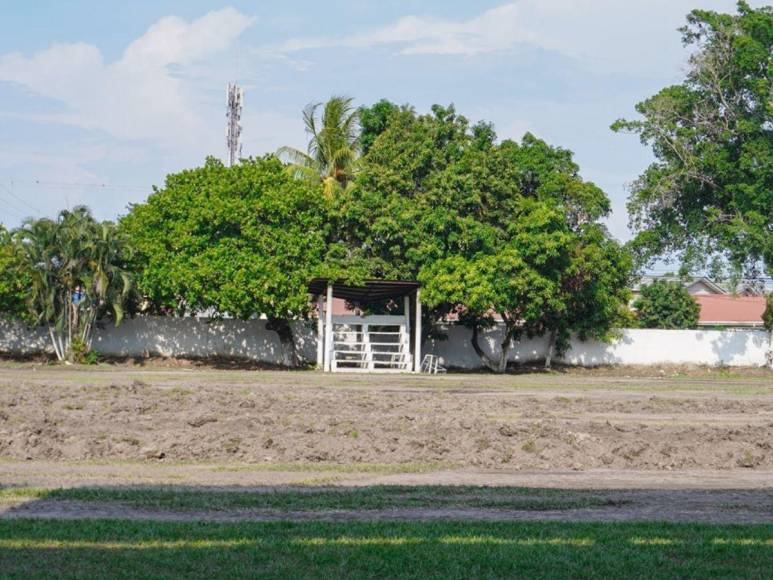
308,278 -> 419,302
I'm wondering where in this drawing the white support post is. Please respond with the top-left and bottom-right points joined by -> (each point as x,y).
363,324 -> 372,371
403,295 -> 411,339
324,283 -> 334,372
316,294 -> 324,369
413,289 -> 422,372
403,294 -> 412,371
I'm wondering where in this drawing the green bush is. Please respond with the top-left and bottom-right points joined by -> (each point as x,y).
633,280 -> 700,329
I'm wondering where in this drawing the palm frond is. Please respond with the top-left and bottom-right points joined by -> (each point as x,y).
276,146 -> 318,169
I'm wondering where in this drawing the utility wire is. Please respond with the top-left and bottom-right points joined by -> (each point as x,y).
0,182 -> 43,215
11,179 -> 152,191
0,196 -> 28,221
0,190 -> 32,217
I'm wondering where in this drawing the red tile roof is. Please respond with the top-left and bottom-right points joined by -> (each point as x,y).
694,295 -> 766,325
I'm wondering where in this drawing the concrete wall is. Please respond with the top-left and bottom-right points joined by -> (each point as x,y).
0,316 -> 769,367
427,324 -> 770,368
0,317 -> 318,365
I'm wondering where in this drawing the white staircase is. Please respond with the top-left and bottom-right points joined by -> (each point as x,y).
331,317 -> 411,372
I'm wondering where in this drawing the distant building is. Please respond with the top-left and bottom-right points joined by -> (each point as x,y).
694,295 -> 767,328
631,276 -> 726,302
632,275 -> 767,328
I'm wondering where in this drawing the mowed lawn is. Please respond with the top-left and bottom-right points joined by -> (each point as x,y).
1,519 -> 772,579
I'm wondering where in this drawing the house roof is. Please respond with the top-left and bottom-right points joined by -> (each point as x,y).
694,295 -> 766,325
308,278 -> 419,302
632,275 -> 727,294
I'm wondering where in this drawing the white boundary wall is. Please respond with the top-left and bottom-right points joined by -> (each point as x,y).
0,317 -> 769,367
426,324 -> 769,368
0,317 -> 317,365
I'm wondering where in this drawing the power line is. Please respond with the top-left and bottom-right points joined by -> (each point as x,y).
0,182 -> 43,215
0,189 -> 33,218
10,179 -> 152,191
0,196 -> 28,221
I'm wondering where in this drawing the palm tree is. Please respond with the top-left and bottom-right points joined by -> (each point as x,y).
13,207 -> 132,362
277,96 -> 360,197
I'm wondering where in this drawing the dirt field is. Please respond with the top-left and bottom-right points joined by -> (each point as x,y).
0,363 -> 772,525
0,363 -> 771,471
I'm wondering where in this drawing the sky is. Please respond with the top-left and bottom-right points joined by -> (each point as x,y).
0,0 -> 764,242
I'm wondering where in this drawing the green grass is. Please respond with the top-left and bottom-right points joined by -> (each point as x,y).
207,461 -> 448,474
0,485 -> 624,512
0,458 -> 448,474
0,519 -> 771,579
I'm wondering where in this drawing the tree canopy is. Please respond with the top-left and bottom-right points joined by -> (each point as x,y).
0,225 -> 28,321
612,2 -> 772,277
121,156 -> 335,365
338,103 -> 632,370
633,280 -> 701,329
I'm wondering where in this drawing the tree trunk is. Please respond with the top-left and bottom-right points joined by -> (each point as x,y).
48,326 -> 64,362
767,330 -> 773,369
267,317 -> 297,367
470,323 -> 499,372
545,328 -> 557,369
497,335 -> 511,373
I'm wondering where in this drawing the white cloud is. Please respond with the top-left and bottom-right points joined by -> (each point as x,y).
0,7 -> 252,144
272,0 -> 756,75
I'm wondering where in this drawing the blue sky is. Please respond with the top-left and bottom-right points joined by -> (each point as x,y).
0,0 -> 763,241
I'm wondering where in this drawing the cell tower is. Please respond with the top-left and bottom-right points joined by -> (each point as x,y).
226,82 -> 244,166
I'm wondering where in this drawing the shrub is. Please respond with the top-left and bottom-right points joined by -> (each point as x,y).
633,280 -> 700,329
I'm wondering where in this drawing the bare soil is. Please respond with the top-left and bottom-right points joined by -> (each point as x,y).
0,365 -> 771,471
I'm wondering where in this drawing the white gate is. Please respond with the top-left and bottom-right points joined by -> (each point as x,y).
330,315 -> 411,372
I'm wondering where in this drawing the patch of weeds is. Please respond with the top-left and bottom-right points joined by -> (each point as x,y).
223,438 -> 242,454
737,450 -> 761,468
0,486 -> 47,502
475,438 -> 492,452
521,440 -> 537,453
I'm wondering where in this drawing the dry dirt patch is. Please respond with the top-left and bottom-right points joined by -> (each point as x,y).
0,366 -> 771,471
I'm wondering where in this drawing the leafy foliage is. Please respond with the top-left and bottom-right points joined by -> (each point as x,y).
612,2 -> 772,276
359,99 -> 400,155
8,207 -> 132,362
0,225 -> 28,320
340,104 -> 632,370
277,96 -> 361,197
121,156 -> 334,366
632,280 -> 700,329
764,295 -> 773,333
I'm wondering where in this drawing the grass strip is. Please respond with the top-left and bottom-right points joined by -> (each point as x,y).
0,519 -> 770,579
0,485 -> 626,512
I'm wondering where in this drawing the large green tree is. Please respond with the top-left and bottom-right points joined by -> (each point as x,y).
612,2 -> 772,276
359,99 -> 400,155
278,96 -> 361,197
121,156 -> 335,366
7,208 -> 132,362
340,104 -> 632,371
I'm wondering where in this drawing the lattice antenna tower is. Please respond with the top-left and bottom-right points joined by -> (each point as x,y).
226,82 -> 244,166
